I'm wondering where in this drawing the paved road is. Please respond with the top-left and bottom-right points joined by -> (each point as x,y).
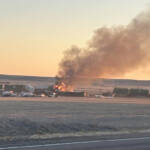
1,137 -> 150,150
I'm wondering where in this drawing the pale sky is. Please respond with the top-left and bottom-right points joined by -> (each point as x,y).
0,0 -> 150,79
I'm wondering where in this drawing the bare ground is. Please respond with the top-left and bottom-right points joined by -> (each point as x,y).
0,97 -> 150,142
1,96 -> 150,104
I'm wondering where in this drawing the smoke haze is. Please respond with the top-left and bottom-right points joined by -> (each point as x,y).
58,9 -> 150,86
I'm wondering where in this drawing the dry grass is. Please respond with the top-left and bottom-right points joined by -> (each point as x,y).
0,97 -> 150,141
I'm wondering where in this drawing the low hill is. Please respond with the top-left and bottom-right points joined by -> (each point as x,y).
0,74 -> 150,89
0,74 -> 55,88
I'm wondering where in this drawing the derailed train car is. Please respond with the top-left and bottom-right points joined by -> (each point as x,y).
57,91 -> 85,97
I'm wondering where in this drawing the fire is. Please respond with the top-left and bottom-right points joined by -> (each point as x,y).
54,82 -> 74,92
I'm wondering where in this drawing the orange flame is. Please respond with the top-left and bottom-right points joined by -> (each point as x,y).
54,82 -> 74,92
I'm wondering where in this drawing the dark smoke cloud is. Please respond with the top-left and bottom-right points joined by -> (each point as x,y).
58,9 -> 150,86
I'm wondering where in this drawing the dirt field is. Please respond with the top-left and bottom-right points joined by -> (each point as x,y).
0,96 -> 150,104
0,96 -> 150,141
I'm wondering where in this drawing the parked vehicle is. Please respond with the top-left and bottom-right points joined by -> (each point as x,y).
2,91 -> 17,97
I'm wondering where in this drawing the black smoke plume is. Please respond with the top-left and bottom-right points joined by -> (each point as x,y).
58,9 -> 150,86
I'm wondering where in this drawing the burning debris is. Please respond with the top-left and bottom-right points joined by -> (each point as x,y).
50,77 -> 85,97
57,9 -> 150,88
54,80 -> 73,92
53,77 -> 74,92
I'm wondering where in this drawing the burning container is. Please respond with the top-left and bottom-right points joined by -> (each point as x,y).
51,78 -> 87,97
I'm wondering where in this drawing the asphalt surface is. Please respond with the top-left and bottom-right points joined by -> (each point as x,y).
1,137 -> 150,150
